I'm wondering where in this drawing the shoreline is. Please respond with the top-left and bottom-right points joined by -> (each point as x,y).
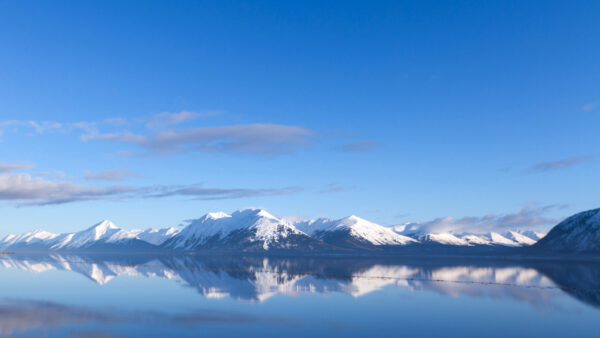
2,249 -> 599,263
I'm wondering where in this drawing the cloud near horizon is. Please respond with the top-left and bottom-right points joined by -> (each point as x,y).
0,173 -> 138,206
407,204 -> 563,234
0,173 -> 301,206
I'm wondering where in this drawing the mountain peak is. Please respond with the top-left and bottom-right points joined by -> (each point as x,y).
234,208 -> 277,220
68,220 -> 121,245
340,215 -> 368,224
88,220 -> 118,231
201,212 -> 231,221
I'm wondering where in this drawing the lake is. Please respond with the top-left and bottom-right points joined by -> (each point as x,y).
0,253 -> 599,337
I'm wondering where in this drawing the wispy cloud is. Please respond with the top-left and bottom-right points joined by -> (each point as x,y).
0,120 -> 63,135
146,110 -> 222,128
408,204 -> 564,234
147,185 -> 302,200
318,183 -> 351,193
335,141 -> 382,153
0,173 -> 301,206
83,169 -> 138,181
35,170 -> 67,179
531,155 -> 595,172
0,173 -> 138,206
83,124 -> 314,156
0,118 -> 126,137
582,101 -> 599,112
0,162 -> 34,173
103,117 -> 128,126
0,116 -> 316,157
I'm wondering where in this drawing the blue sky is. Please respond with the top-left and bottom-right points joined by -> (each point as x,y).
0,1 -> 599,234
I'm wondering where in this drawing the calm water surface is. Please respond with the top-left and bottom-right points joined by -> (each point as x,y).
0,254 -> 599,337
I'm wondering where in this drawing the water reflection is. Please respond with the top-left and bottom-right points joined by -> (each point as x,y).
1,254 -> 599,309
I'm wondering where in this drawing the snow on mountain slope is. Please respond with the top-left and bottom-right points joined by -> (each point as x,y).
137,227 -> 181,245
163,208 -> 323,251
504,231 -> 537,246
461,235 -> 492,245
521,230 -> 547,241
296,215 -> 417,247
533,208 -> 600,253
418,233 -> 470,246
0,230 -> 60,249
57,220 -> 120,249
409,231 -> 536,247
489,232 -> 519,246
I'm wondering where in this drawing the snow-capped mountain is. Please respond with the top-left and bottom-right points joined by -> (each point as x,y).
533,208 -> 600,253
0,208 -> 551,253
162,209 -> 329,251
295,215 -> 417,249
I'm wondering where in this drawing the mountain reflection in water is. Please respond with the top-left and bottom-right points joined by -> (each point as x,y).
1,254 -> 600,309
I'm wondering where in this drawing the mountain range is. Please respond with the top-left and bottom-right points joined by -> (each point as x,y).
1,207 -> 574,254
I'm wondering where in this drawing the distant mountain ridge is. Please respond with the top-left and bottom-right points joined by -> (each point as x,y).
394,229 -> 544,247
0,220 -> 179,252
0,208 -> 549,253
